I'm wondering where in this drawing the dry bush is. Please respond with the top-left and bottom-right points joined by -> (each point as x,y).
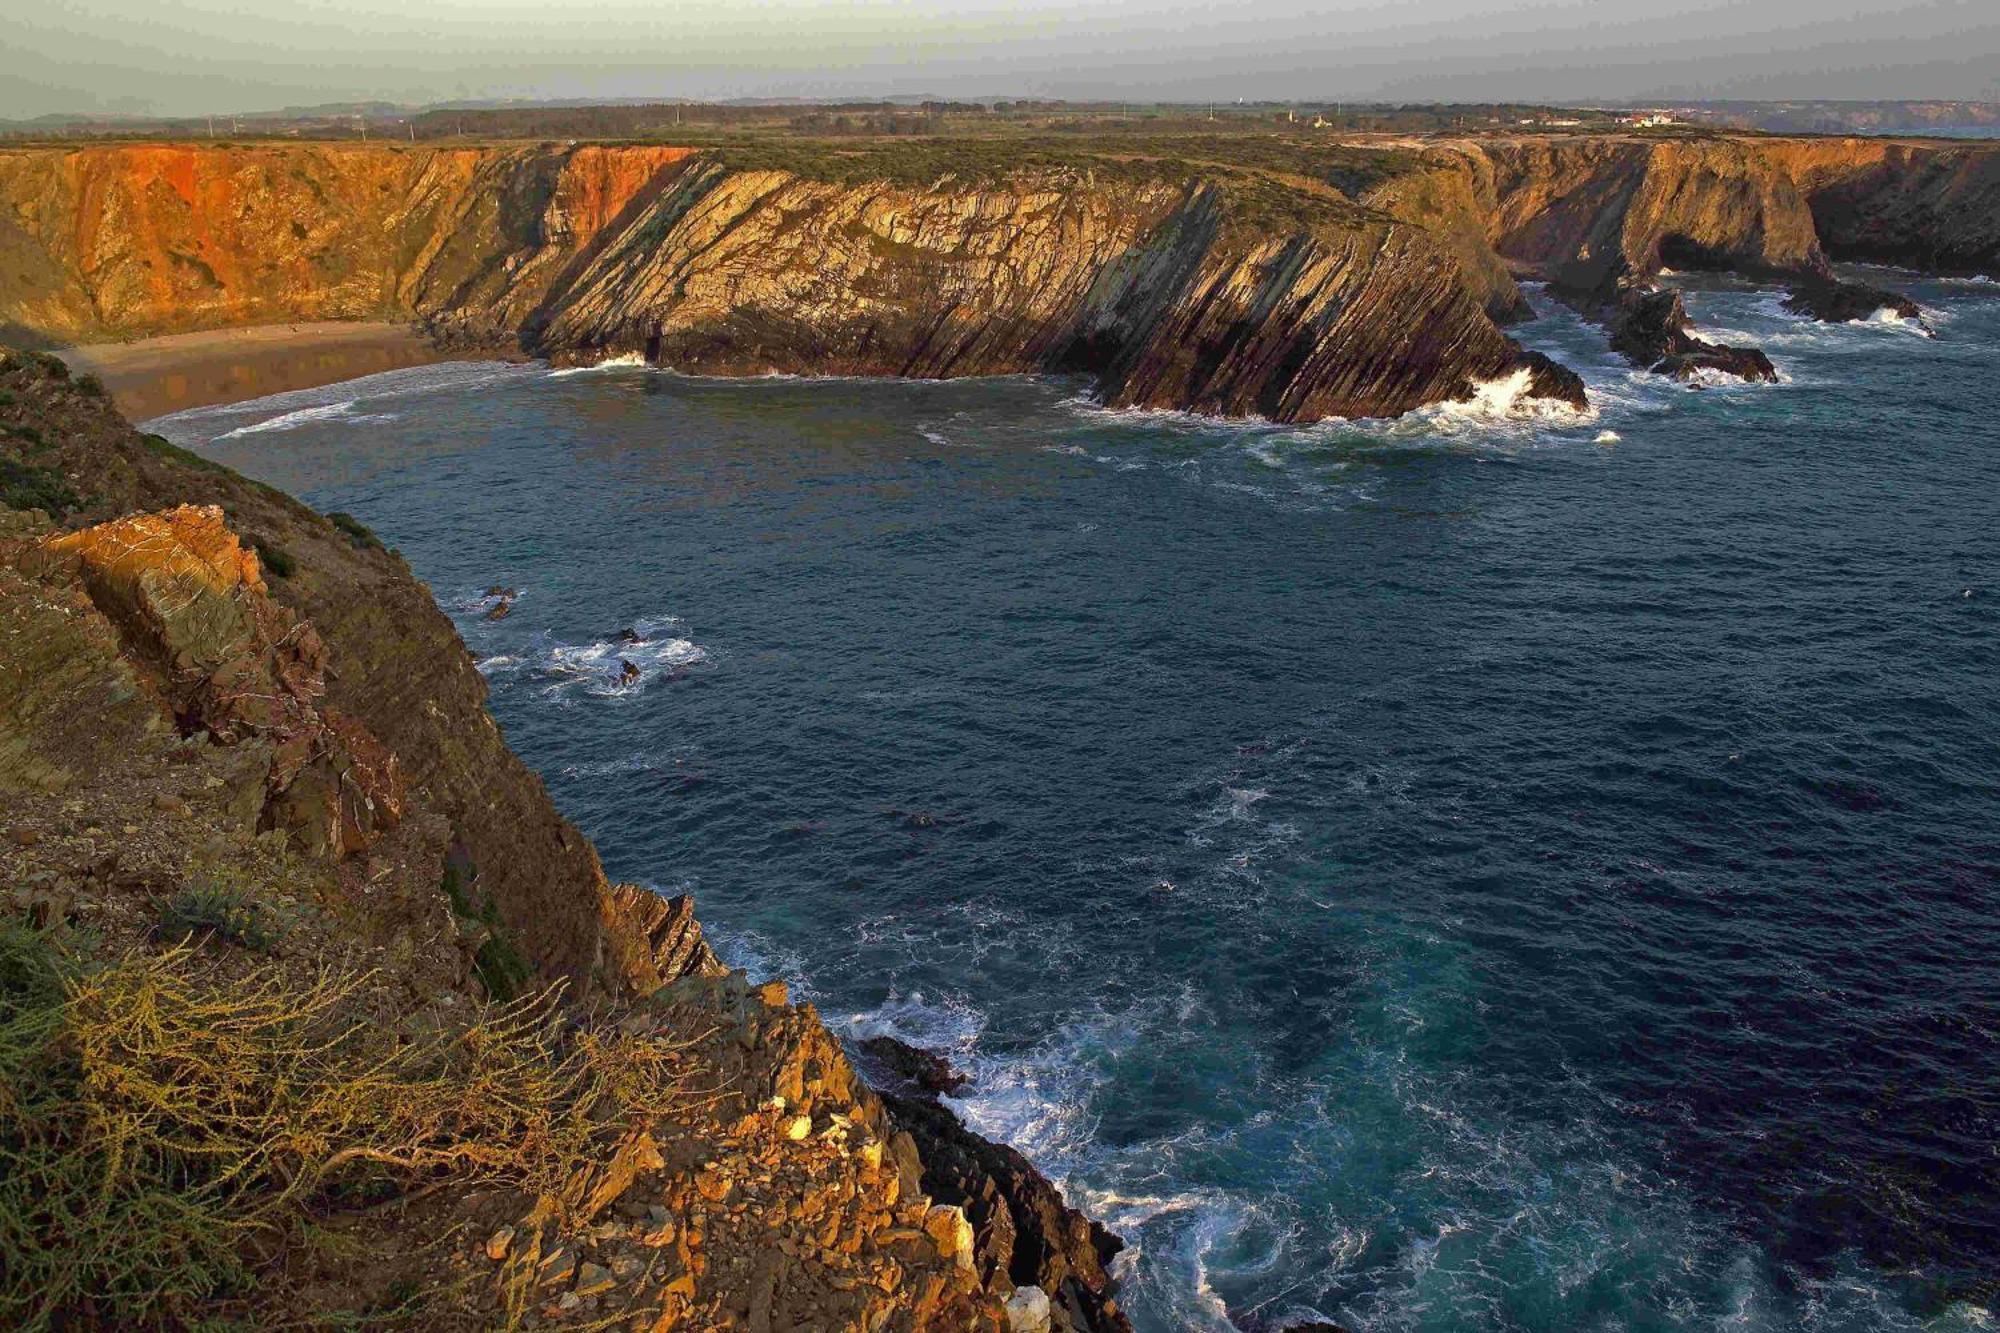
0,921 -> 704,1329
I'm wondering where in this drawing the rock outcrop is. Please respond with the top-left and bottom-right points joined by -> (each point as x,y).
1606,286 -> 1777,382
1782,277 -> 1926,326
37,504 -> 404,856
1404,132 -> 1987,361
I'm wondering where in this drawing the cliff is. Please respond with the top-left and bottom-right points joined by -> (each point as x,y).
0,141 -> 1580,421
1373,133 -> 1996,374
0,347 -> 1124,1331
7,132 -> 1991,417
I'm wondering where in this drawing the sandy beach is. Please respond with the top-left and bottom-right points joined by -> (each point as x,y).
53,322 -> 504,422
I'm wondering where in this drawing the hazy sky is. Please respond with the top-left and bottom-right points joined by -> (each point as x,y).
6,0 -> 1999,119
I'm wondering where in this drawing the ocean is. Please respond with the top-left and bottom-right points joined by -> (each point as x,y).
154,275 -> 2000,1331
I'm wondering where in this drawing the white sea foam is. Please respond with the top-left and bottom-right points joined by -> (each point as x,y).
536,631 -> 706,701
145,359 -> 545,441
546,352 -> 650,377
214,400 -> 400,438
702,921 -> 821,1001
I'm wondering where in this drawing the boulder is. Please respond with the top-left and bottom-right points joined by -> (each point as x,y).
1783,278 -> 1925,326
1004,1284 -> 1053,1333
1512,350 -> 1589,409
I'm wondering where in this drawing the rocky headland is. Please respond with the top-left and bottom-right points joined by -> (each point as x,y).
0,346 -> 1125,1330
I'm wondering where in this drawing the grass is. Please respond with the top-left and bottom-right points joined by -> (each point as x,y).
0,919 -> 706,1330
707,135 -> 1199,190
251,537 -> 296,579
141,431 -> 227,473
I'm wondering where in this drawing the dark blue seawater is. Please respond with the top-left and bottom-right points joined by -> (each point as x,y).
156,277 -> 2000,1332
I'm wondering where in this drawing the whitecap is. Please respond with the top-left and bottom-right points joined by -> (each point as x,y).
546,352 -> 650,376
214,401 -> 400,438
144,360 -> 544,440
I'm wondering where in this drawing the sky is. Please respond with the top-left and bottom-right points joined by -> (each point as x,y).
5,0 -> 1999,119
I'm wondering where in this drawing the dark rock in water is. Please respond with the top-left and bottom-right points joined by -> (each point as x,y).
1609,286 -> 1777,383
1783,278 -> 1925,326
878,1088 -> 1131,1333
1512,349 -> 1589,409
857,1034 -> 971,1098
1607,287 -> 1695,366
483,584 -> 517,598
885,807 -> 958,830
1655,345 -> 1779,382
618,626 -> 644,643
617,658 -> 641,685
481,599 -> 512,622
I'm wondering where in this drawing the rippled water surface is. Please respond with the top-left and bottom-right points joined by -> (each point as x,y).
157,278 -> 2000,1331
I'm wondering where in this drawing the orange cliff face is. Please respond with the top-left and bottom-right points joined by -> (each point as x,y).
0,141 -> 698,343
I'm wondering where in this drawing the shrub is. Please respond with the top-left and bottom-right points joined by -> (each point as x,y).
251,536 -> 296,579
73,373 -> 106,400
443,864 -> 532,1002
0,458 -> 79,518
152,886 -> 282,953
0,926 -> 704,1328
325,510 -> 384,551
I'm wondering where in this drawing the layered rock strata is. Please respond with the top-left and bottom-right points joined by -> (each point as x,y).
0,143 -> 1579,421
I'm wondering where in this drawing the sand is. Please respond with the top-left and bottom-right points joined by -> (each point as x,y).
54,322 -> 508,422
